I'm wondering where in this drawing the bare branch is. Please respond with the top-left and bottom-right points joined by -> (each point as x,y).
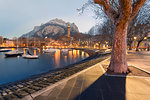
131,0 -> 147,20
94,0 -> 119,24
94,0 -> 109,10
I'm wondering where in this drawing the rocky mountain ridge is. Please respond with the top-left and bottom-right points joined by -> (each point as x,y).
21,18 -> 79,39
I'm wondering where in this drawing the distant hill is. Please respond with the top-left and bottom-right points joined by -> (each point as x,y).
21,18 -> 79,39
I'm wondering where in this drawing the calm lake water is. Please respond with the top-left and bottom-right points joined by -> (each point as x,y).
0,48 -> 89,85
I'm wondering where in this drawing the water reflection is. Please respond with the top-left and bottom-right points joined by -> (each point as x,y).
81,51 -> 85,58
34,49 -> 36,56
50,49 -> 89,68
0,48 -> 89,85
54,49 -> 60,67
64,56 -> 67,63
69,50 -> 73,63
23,48 -> 26,55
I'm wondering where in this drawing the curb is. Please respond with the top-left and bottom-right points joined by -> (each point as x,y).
128,64 -> 150,74
99,63 -> 150,79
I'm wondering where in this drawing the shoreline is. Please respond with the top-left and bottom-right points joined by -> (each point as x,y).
0,48 -> 97,86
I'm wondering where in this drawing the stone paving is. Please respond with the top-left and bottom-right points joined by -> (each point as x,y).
127,50 -> 150,72
32,58 -> 150,100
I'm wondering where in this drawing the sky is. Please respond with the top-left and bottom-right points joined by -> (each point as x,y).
0,0 -> 97,38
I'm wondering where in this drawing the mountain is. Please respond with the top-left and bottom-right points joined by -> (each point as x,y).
21,18 -> 79,39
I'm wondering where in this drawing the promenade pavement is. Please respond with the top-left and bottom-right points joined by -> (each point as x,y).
24,51 -> 150,100
127,50 -> 150,72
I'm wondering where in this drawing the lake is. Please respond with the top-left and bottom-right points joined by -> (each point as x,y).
0,48 -> 89,85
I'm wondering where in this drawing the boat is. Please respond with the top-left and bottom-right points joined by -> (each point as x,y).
5,38 -> 23,57
0,49 -> 12,52
22,54 -> 39,59
43,48 -> 56,53
22,48 -> 39,59
5,50 -> 23,57
61,49 -> 68,52
22,35 -> 39,59
61,49 -> 68,55
34,47 -> 40,50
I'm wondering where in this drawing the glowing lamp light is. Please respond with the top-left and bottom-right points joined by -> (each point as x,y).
134,37 -> 137,40
144,37 -> 147,40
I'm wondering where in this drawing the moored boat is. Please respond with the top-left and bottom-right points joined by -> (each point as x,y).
43,48 -> 56,53
61,49 -> 68,52
61,49 -> 68,55
22,48 -> 39,59
5,50 -> 23,57
0,49 -> 12,52
22,54 -> 39,59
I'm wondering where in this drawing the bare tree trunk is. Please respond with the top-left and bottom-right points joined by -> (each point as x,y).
128,40 -> 133,50
147,43 -> 150,51
129,44 -> 132,50
136,39 -> 144,51
136,40 -> 142,51
109,22 -> 129,73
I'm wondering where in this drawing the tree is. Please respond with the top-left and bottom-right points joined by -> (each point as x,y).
127,2 -> 150,50
99,19 -> 114,46
91,19 -> 114,47
93,0 -> 147,73
127,15 -> 138,50
134,22 -> 150,51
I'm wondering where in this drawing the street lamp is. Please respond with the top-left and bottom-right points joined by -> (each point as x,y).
133,37 -> 137,50
144,37 -> 147,40
134,37 -> 137,40
144,37 -> 148,51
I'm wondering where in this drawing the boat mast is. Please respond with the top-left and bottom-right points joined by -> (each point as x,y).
17,37 -> 18,49
27,34 -> 29,48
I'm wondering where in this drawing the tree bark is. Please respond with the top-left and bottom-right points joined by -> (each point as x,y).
136,40 -> 143,51
109,22 -> 129,73
136,40 -> 142,51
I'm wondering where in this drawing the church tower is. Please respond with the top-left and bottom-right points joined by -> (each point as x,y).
68,23 -> 71,38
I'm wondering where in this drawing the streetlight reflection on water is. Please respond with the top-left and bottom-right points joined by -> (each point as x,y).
6,48 -> 89,68
54,49 -> 89,67
54,49 -> 60,67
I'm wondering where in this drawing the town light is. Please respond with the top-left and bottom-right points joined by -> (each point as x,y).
144,37 -> 147,40
134,37 -> 137,40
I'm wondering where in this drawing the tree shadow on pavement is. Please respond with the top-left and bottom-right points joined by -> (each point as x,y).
74,73 -> 126,100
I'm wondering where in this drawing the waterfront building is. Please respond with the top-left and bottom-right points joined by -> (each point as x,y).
6,40 -> 15,47
0,36 -> 3,45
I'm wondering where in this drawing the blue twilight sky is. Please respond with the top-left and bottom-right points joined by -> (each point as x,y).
0,0 -> 97,38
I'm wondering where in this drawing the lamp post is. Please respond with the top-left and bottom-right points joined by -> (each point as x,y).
133,36 -> 137,49
134,36 -> 137,40
144,37 -> 147,40
144,37 -> 149,51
